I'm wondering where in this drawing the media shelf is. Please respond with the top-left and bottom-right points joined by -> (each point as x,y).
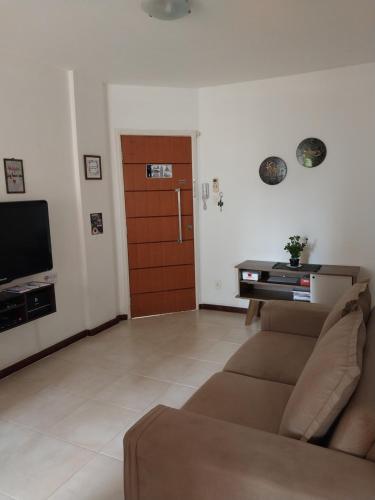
236,260 -> 360,325
0,284 -> 56,334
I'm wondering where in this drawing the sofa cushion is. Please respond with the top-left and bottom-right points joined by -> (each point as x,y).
261,301 -> 330,338
279,310 -> 366,441
224,331 -> 316,385
320,282 -> 370,338
183,371 -> 293,433
329,308 -> 375,460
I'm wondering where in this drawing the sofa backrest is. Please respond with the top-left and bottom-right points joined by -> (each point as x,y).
329,307 -> 375,461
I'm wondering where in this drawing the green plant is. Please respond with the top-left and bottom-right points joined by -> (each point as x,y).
284,235 -> 308,259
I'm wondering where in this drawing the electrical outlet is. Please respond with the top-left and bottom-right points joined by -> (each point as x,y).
215,280 -> 222,290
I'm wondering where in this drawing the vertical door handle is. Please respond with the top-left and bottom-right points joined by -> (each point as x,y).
175,188 -> 183,244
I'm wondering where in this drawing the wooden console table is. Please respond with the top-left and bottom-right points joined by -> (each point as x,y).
236,260 -> 360,325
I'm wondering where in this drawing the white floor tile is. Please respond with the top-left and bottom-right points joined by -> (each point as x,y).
0,420 -> 93,500
48,400 -> 139,452
93,373 -> 171,411
0,387 -> 86,431
0,309 -> 248,499
48,455 -> 123,500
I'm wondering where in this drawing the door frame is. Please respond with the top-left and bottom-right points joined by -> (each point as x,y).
111,129 -> 200,318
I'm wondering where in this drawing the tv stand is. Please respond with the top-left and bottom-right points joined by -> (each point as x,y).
235,260 -> 360,325
0,284 -> 56,334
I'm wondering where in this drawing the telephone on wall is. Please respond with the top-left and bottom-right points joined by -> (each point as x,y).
202,183 -> 210,210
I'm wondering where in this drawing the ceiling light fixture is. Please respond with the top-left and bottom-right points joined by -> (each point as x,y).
141,0 -> 191,21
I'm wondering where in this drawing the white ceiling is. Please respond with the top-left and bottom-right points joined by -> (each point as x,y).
1,0 -> 375,87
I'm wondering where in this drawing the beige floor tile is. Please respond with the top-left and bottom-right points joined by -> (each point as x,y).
0,376 -> 44,412
0,309 -> 250,499
1,357 -> 71,391
0,420 -> 93,500
48,455 -> 123,500
221,325 -> 257,344
100,412 -> 143,461
159,336 -> 218,357
134,354 -> 194,384
178,359 -> 221,387
153,383 -> 196,408
48,400 -> 139,452
49,361 -> 121,398
0,386 -> 86,431
93,373 -> 171,411
196,340 -> 241,363
99,431 -> 126,462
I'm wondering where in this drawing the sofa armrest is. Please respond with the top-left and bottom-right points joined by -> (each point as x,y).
124,405 -> 375,500
261,300 -> 330,337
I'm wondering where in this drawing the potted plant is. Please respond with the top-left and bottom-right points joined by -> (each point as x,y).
284,235 -> 308,267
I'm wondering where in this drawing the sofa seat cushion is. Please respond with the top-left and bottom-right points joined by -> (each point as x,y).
224,331 -> 316,385
183,371 -> 294,433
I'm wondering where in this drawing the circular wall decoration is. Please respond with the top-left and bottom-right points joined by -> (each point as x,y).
259,157 -> 287,185
297,138 -> 327,168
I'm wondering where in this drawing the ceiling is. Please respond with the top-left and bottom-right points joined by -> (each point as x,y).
1,0 -> 375,87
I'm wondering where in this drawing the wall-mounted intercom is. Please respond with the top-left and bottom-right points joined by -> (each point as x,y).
202,183 -> 210,210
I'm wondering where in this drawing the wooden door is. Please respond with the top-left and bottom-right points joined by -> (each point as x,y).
122,135 -> 196,318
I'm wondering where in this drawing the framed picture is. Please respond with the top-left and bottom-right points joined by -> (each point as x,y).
4,158 -> 25,193
84,155 -> 102,180
90,212 -> 103,235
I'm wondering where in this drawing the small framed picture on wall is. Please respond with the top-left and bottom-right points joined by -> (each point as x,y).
84,155 -> 102,180
4,158 -> 26,193
90,212 -> 103,235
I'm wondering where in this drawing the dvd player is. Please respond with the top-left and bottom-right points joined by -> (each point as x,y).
267,276 -> 300,285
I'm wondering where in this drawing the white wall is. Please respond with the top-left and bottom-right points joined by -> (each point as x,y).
107,85 -> 199,314
198,63 -> 375,307
72,72 -> 118,328
108,85 -> 198,132
0,56 -> 120,370
0,55 -> 87,368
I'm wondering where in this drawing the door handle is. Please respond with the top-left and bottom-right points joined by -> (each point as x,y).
175,188 -> 183,244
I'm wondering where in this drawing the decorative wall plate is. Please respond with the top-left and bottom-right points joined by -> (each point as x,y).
297,138 -> 327,168
259,157 -> 287,185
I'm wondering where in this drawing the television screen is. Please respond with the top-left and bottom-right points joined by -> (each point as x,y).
0,201 -> 53,284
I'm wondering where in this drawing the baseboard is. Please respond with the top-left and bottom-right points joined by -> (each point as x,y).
0,314 -> 128,380
88,315 -> 127,336
199,304 -> 247,314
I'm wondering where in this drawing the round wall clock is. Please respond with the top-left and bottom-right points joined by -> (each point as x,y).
259,157 -> 287,185
297,138 -> 327,168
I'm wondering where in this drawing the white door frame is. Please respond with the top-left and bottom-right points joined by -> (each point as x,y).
111,129 -> 200,318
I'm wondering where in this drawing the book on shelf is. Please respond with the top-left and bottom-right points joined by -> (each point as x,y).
242,271 -> 261,282
293,290 -> 311,302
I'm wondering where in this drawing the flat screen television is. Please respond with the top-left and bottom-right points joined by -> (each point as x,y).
0,201 -> 53,284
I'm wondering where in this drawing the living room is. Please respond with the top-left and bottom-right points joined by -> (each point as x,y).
0,1 -> 374,499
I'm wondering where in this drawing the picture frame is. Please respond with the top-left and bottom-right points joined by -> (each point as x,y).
84,155 -> 102,180
4,158 -> 26,193
90,212 -> 104,235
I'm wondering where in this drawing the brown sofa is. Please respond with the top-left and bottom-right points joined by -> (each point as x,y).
124,296 -> 375,500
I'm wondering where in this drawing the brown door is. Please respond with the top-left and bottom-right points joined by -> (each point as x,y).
122,135 -> 196,318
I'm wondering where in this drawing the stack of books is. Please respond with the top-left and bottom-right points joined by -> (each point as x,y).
293,290 -> 311,302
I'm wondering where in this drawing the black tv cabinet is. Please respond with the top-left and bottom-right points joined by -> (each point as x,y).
0,284 -> 56,334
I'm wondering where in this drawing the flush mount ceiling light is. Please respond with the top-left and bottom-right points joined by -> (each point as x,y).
141,0 -> 191,20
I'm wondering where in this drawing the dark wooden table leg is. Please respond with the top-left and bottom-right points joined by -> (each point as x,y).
245,300 -> 259,325
257,301 -> 264,317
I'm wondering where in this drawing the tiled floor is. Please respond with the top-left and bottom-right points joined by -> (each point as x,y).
0,310 -> 258,500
